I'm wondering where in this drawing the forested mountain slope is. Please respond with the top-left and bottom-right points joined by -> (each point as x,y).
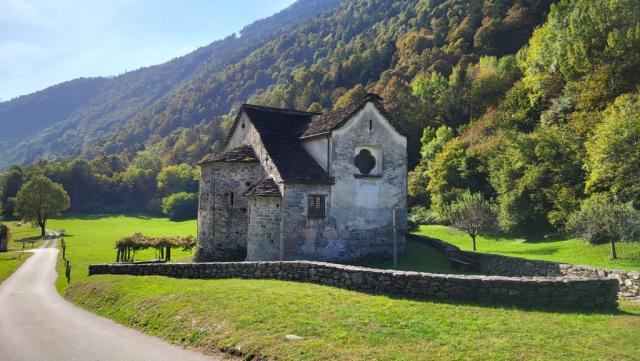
0,0 -> 342,168
2,0 -> 638,239
0,0 -> 552,169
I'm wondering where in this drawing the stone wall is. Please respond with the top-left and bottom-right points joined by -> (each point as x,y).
474,253 -> 640,300
246,196 -> 282,261
409,234 -> 640,300
196,162 -> 261,262
89,261 -> 619,310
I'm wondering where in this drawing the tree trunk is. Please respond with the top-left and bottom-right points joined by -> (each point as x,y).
166,247 -> 171,262
472,235 -> 477,252
39,222 -> 46,238
610,239 -> 618,259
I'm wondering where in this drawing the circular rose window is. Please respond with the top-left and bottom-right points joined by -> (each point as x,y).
355,149 -> 376,175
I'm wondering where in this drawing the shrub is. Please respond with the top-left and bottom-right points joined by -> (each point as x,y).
566,193 -> 640,259
161,192 -> 197,221
409,205 -> 438,225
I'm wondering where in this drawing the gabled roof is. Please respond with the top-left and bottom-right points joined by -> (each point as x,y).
301,93 -> 400,139
244,178 -> 281,197
213,94 -> 399,184
224,104 -> 318,146
198,145 -> 257,165
230,104 -> 334,184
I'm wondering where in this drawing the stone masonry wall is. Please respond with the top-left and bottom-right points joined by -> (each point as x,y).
474,253 -> 640,300
89,261 -> 619,310
196,162 -> 261,262
246,196 -> 282,261
409,234 -> 640,300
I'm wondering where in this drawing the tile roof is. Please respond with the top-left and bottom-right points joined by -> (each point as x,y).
241,105 -> 334,184
244,178 -> 282,197
211,94 -> 398,184
302,93 -> 390,138
198,145 -> 258,165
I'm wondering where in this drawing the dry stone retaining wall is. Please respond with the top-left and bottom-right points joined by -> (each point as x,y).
408,234 -> 640,301
474,253 -> 640,300
89,261 -> 618,310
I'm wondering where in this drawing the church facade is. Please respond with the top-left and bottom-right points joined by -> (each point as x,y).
195,94 -> 407,262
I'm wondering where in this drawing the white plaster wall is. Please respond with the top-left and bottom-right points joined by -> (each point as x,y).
329,102 -> 407,251
301,136 -> 330,171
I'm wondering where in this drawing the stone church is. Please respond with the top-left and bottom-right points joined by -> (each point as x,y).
195,94 -> 407,262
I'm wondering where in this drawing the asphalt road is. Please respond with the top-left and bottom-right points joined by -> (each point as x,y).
0,240 -> 218,361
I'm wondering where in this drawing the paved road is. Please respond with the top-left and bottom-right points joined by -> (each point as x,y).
0,240 -> 218,361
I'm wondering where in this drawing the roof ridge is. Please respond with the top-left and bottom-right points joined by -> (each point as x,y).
242,103 -> 320,116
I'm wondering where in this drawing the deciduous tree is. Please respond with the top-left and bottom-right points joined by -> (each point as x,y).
445,190 -> 497,251
15,176 -> 70,237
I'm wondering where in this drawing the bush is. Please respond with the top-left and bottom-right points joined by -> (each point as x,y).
161,192 -> 198,221
409,205 -> 438,225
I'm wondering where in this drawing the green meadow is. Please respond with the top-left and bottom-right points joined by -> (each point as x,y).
416,225 -> 640,271
42,214 -> 640,360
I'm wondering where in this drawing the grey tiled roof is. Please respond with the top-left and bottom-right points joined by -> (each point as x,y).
210,94 -> 398,184
302,93 -> 389,138
244,178 -> 281,197
240,104 -> 334,184
198,145 -> 257,165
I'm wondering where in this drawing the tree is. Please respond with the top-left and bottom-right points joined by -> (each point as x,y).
586,93 -> 640,206
161,192 -> 198,221
156,164 -> 199,195
333,84 -> 366,110
0,165 -> 24,219
445,190 -> 497,251
15,176 -> 70,237
566,194 -> 640,259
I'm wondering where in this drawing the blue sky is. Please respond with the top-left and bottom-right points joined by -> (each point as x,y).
0,0 -> 296,101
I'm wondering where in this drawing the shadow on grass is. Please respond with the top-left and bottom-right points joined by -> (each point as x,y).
503,246 -> 563,256
12,236 -> 41,245
380,292 -> 638,316
58,213 -> 154,221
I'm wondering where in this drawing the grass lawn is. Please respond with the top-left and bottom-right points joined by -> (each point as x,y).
69,276 -> 640,361
0,221 -> 43,283
49,215 -> 640,360
348,238 -> 464,274
48,215 -> 197,293
416,225 -> 640,272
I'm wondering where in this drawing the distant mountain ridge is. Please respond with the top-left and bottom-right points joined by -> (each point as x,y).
0,0 -> 343,169
0,0 -> 552,169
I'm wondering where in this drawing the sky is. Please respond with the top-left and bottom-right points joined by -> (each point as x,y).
0,0 -> 297,101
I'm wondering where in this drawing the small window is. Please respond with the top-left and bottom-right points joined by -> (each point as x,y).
226,191 -> 234,207
308,195 -> 325,218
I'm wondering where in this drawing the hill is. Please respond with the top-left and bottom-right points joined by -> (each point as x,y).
0,0 -> 552,170
0,0 -> 342,169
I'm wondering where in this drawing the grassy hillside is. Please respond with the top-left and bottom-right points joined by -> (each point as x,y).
48,215 -> 196,293
46,214 -> 640,360
416,225 -> 640,271
68,277 -> 640,360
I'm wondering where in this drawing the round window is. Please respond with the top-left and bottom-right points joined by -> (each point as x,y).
355,149 -> 376,175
